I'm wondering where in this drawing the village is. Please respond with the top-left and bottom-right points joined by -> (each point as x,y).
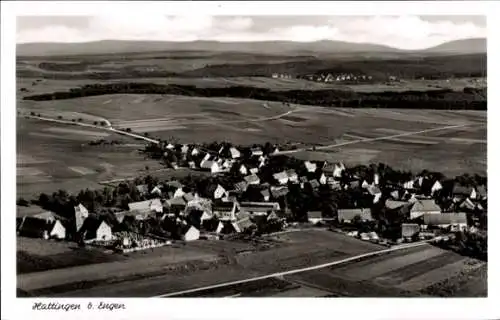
16,139 -> 487,258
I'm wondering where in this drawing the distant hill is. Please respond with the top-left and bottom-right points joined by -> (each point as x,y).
424,38 -> 486,54
17,40 -> 402,57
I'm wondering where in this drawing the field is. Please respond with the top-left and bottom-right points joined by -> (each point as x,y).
16,117 -> 165,199
17,230 -> 485,297
18,93 -> 486,186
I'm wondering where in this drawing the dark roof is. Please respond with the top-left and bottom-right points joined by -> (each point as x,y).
338,208 -> 373,222
307,211 -> 323,219
402,223 -> 420,238
18,217 -> 51,237
212,201 -> 236,212
424,212 -> 467,225
452,184 -> 473,195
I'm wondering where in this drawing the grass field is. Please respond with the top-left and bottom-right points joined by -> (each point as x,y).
17,92 -> 486,199
16,117 -> 164,199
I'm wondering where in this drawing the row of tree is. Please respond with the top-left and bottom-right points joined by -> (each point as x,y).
23,82 -> 486,110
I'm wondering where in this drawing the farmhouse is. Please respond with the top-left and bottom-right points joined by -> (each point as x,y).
244,174 -> 260,185
286,169 -> 299,183
181,224 -> 200,241
212,201 -> 240,221
18,217 -> 66,240
270,186 -> 289,199
200,160 -> 222,174
74,203 -> 89,232
304,161 -> 317,173
239,164 -> 248,175
240,202 -> 280,216
307,211 -> 335,224
273,171 -> 289,185
251,147 -> 263,157
424,212 -> 467,231
337,208 -> 373,223
401,223 -> 420,240
234,181 -> 249,193
80,218 -> 113,241
409,199 -> 441,220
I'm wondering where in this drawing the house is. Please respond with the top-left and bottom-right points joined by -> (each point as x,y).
286,169 -> 298,183
260,189 -> 270,201
403,180 -> 415,190
244,174 -> 260,185
373,173 -> 380,186
166,180 -> 184,189
213,184 -> 228,199
173,187 -> 186,199
240,202 -> 280,216
231,212 -> 255,233
229,147 -> 241,159
431,181 -> 443,194
319,173 -> 327,185
74,203 -> 89,232
18,217 -> 66,240
239,164 -> 248,175
188,161 -> 197,169
202,218 -> 224,234
81,218 -> 113,241
272,146 -> 280,154
402,223 -> 420,239
166,143 -> 175,150
459,198 -> 476,211
270,186 -> 289,199
424,212 -> 467,231
249,167 -> 259,175
200,160 -> 221,174
390,190 -> 400,200
128,199 -> 162,213
273,171 -> 289,185
181,144 -> 190,154
151,185 -> 163,196
452,184 -> 473,197
337,208 -> 373,223
212,201 -> 240,221
367,185 -> 382,203
136,184 -> 149,195
332,163 -> 346,178
409,199 -> 441,220
385,199 -> 408,211
304,161 -> 317,173
251,147 -> 263,157
470,185 -> 487,200
149,198 -> 163,213
234,181 -> 249,193
167,197 -> 187,213
307,211 -> 335,224
181,224 -> 200,241
308,179 -> 320,190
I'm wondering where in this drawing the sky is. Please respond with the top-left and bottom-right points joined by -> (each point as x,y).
16,15 -> 486,50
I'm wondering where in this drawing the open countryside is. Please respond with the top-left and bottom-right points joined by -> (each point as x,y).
16,28 -> 487,298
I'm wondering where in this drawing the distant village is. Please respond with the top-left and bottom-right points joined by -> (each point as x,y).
272,72 -> 377,83
17,139 -> 487,257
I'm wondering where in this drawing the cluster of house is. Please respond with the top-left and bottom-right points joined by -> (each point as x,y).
17,138 -> 487,248
271,73 -> 293,79
302,73 -> 372,83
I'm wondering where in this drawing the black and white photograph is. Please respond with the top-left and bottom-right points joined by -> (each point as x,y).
1,1 -> 498,319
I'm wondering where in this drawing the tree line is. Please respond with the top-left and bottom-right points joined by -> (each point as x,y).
23,82 -> 486,110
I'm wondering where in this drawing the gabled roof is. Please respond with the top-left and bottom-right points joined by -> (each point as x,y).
367,185 -> 381,195
136,184 -> 148,194
33,211 -> 67,223
244,174 -> 260,184
286,169 -> 298,177
307,211 -> 323,219
18,217 -> 52,237
260,189 -> 270,198
476,185 -> 487,197
401,223 -> 420,238
424,212 -> 467,225
338,208 -> 373,221
212,201 -> 237,212
128,200 -> 152,211
270,186 -> 289,198
168,197 -> 187,207
273,171 -> 288,181
385,200 -> 407,210
183,193 -> 195,202
410,199 -> 441,213
234,181 -> 249,192
240,202 -> 280,213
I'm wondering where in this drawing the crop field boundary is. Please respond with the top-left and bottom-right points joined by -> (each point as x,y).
156,240 -> 434,297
